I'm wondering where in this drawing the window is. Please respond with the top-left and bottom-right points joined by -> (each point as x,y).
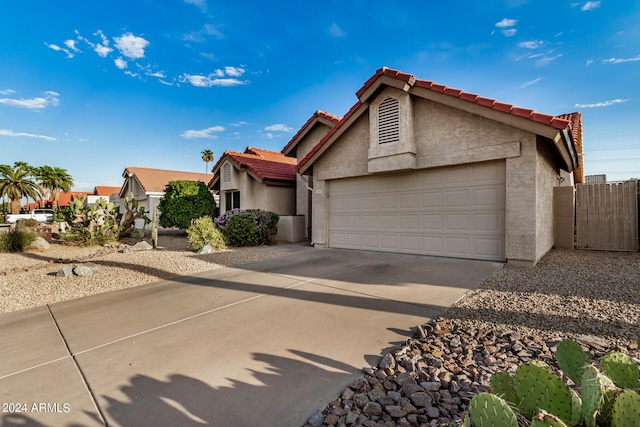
378,97 -> 400,144
225,191 -> 240,210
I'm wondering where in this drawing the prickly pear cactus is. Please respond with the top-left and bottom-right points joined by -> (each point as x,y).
611,390 -> 640,427
530,410 -> 569,427
514,360 -> 582,426
582,364 -> 614,427
602,352 -> 640,390
469,393 -> 518,427
491,372 -> 518,407
556,339 -> 591,385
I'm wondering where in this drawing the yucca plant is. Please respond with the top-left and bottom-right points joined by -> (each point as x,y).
0,227 -> 39,252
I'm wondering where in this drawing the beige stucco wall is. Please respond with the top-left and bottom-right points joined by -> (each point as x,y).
310,93 -> 569,264
266,185 -> 296,215
295,123 -> 333,236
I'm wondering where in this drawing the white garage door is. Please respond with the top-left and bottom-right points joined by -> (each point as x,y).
328,161 -> 505,261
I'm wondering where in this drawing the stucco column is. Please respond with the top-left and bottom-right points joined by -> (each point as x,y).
505,137 -> 538,266
311,179 -> 327,247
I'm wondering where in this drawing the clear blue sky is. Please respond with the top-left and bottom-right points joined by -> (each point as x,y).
1,0 -> 638,190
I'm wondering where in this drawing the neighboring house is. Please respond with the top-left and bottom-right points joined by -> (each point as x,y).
115,167 -> 213,221
282,110 -> 341,239
209,147 -> 297,216
24,191 -> 91,210
297,67 -> 582,266
85,186 -> 122,206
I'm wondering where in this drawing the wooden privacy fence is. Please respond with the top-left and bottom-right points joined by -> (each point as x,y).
576,181 -> 639,251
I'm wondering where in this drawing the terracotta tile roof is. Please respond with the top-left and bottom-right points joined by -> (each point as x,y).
122,167 -> 213,193
93,186 -> 122,196
281,110 -> 341,155
557,112 -> 582,147
298,67 -> 578,172
220,148 -> 297,182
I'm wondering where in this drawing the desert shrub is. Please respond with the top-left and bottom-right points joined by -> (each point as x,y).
0,227 -> 39,252
214,209 -> 279,247
158,180 -> 214,230
186,216 -> 226,251
60,197 -> 121,246
16,218 -> 39,230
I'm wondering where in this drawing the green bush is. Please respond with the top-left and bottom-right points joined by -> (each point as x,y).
186,216 -> 226,251
0,228 -> 39,252
214,209 -> 279,247
158,180 -> 214,230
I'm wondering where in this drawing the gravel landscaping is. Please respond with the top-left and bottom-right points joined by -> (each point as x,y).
0,233 -> 287,313
305,248 -> 640,427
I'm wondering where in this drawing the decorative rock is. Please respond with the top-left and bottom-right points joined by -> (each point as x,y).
56,264 -> 75,277
197,245 -> 212,255
345,411 -> 358,425
420,381 -> 441,392
28,237 -> 50,251
362,402 -> 382,417
378,352 -> 396,370
73,262 -> 98,277
426,406 -> 440,419
385,405 -> 407,418
307,411 -> 324,427
130,241 -> 153,251
324,413 -> 339,425
354,393 -> 369,408
409,392 -> 432,407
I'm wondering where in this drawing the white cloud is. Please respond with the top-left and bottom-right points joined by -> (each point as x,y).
586,59 -> 594,66
519,40 -> 544,49
94,44 -> 113,57
114,33 -> 150,59
518,77 -> 543,89
0,89 -> 15,95
536,54 -> 563,67
602,55 -> 640,64
45,42 -> 74,58
184,0 -> 207,12
114,58 -> 127,69
575,99 -> 629,108
183,24 -> 223,43
180,126 -> 224,139
266,133 -> 274,139
0,91 -> 60,109
581,1 -> 601,11
180,68 -> 248,87
0,129 -> 56,141
328,22 -> 346,38
495,18 -> 517,36
265,124 -> 292,132
64,39 -> 80,52
224,66 -> 245,77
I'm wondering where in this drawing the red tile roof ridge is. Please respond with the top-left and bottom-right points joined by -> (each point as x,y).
281,110 -> 341,154
124,166 -> 212,175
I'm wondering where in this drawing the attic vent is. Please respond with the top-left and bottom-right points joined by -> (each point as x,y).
223,163 -> 231,182
378,97 -> 400,145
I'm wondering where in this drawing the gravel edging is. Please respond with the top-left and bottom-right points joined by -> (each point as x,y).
305,248 -> 640,427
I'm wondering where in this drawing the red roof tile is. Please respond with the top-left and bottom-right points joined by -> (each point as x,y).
122,167 -> 212,194
298,67 -> 578,172
94,186 -> 122,196
281,110 -> 340,155
212,147 -> 297,182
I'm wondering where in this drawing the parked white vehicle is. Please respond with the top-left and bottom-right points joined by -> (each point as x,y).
5,209 -> 55,224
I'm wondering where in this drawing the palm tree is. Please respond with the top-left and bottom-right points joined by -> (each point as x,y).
201,149 -> 214,173
0,164 -> 43,214
37,166 -> 74,210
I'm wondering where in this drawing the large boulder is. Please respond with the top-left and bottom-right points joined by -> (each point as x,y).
28,237 -> 50,251
73,262 -> 98,277
130,241 -> 153,252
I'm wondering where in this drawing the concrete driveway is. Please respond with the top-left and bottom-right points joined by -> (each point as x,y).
0,245 -> 501,427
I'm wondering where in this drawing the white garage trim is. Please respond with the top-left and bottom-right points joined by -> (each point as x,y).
328,161 -> 506,261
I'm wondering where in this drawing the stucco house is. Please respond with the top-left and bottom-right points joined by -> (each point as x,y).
297,67 -> 582,266
115,167 -> 213,219
209,147 -> 305,242
85,186 -> 122,206
209,147 -> 297,215
282,110 -> 341,239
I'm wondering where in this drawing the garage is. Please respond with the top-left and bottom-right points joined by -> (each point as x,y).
328,161 -> 506,261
